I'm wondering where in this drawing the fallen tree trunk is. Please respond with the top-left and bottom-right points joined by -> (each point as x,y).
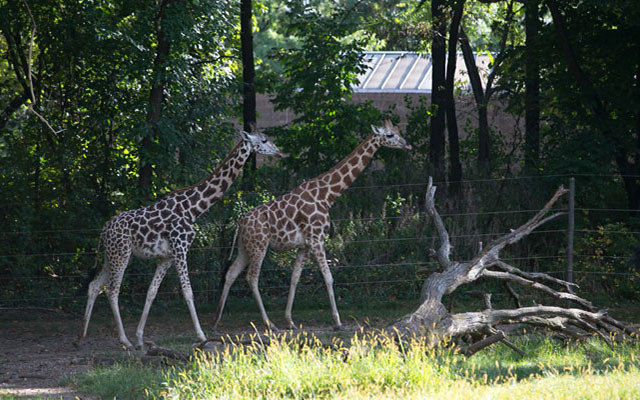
391,178 -> 638,348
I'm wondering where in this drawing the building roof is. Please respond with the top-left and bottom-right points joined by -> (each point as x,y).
354,51 -> 492,93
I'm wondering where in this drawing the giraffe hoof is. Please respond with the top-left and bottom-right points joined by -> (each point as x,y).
72,336 -> 84,347
333,325 -> 346,332
135,341 -> 151,351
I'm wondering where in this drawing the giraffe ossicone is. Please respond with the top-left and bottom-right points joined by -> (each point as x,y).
79,126 -> 285,349
212,120 -> 411,331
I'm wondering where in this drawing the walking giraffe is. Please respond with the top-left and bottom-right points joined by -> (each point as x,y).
212,120 -> 411,331
80,128 -> 286,348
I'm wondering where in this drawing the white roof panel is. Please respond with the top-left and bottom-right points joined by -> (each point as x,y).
354,51 -> 492,93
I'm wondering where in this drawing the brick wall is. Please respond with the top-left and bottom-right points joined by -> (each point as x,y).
255,92 -> 521,142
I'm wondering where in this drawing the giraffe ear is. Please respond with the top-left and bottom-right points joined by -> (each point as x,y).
371,125 -> 383,136
239,129 -> 254,142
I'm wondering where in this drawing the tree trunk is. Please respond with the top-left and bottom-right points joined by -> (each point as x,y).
616,154 -> 640,211
459,2 -> 513,174
630,63 -> 640,211
444,0 -> 465,194
33,141 -> 41,212
429,0 -> 447,184
548,0 -> 640,211
524,0 -> 540,172
99,122 -> 113,217
460,30 -> 490,172
139,0 -> 172,194
241,0 -> 257,190
625,62 -> 640,212
547,1 -> 604,117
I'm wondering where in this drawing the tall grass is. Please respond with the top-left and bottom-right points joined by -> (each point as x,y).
73,332 -> 640,399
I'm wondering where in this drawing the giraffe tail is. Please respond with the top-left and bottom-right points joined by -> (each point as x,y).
217,225 -> 239,299
228,224 -> 239,262
81,234 -> 102,294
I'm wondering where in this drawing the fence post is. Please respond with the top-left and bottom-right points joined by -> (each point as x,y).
567,177 -> 575,284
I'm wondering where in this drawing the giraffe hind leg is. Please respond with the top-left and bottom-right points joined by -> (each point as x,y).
245,245 -> 278,331
311,243 -> 343,329
285,248 -> 309,330
212,247 -> 249,331
79,266 -> 109,341
105,253 -> 134,349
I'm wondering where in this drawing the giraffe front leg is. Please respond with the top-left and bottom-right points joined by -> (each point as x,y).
174,257 -> 207,343
311,242 -> 343,330
285,248 -> 309,330
135,258 -> 172,349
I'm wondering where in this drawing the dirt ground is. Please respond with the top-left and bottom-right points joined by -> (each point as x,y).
6,301 -> 634,399
0,307 -> 254,399
1,309 -> 106,399
0,307 -> 188,399
0,305 -> 358,399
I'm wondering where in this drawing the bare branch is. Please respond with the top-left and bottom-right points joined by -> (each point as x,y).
21,0 -> 65,135
501,339 -> 527,357
445,305 -> 613,338
481,269 -> 594,310
146,345 -> 190,361
425,177 -> 452,268
494,260 -> 578,292
484,0 -> 515,98
503,282 -> 522,308
469,186 -> 568,271
459,330 -> 505,357
393,180 -> 639,347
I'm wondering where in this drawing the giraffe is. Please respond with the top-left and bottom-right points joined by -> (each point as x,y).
79,128 -> 286,349
212,120 -> 411,331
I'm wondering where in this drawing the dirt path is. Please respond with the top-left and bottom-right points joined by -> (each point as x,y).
1,310 -> 89,398
0,308 -> 206,399
3,301 -> 636,399
0,306 -> 352,399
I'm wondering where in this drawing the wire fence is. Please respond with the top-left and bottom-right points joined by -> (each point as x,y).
1,174 -> 639,310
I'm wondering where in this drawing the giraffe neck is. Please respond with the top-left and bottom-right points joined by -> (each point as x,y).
170,141 -> 252,220
312,134 -> 381,206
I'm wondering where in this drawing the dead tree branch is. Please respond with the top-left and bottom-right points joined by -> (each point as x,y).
21,0 -> 64,135
391,177 -> 638,350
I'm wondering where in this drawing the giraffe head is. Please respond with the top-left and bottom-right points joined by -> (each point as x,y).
371,120 -> 412,150
241,124 -> 287,158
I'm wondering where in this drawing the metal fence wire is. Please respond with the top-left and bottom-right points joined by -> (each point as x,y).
1,174 -> 639,310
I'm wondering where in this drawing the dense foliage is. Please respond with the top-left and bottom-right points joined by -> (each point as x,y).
1,0 -> 638,310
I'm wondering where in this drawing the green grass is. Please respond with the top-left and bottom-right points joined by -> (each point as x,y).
73,362 -> 166,399
72,332 -> 640,400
